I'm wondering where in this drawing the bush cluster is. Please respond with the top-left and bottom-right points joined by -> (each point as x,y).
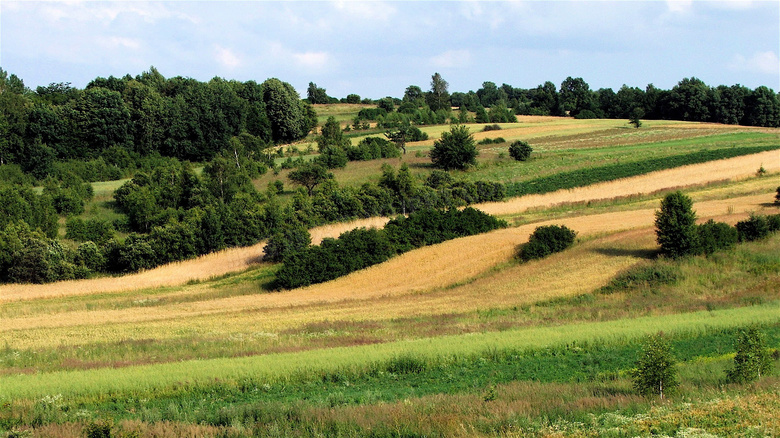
656,191 -> 780,259
477,137 -> 506,145
518,225 -> 577,261
274,208 -> 507,289
345,137 -> 401,161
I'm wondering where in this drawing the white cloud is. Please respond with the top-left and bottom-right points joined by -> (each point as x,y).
293,51 -> 332,70
37,1 -> 198,25
730,51 -> 780,75
666,0 -> 693,14
214,45 -> 242,69
332,1 -> 395,22
710,0 -> 754,10
430,49 -> 471,69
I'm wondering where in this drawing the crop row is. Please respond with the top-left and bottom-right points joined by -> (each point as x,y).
505,145 -> 779,197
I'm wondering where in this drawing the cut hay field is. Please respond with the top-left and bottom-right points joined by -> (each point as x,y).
6,148 -> 775,302
3,117 -> 780,437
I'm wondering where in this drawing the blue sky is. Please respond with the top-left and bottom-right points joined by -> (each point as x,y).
2,1 -> 778,99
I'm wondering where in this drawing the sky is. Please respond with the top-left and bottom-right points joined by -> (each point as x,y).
1,1 -> 779,99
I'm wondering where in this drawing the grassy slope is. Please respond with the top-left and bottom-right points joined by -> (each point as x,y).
3,115 -> 780,436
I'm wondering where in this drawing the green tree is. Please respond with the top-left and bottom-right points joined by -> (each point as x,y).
263,225 -> 311,262
64,87 -> 132,158
430,124 -> 477,170
262,78 -> 312,143
385,120 -> 416,154
427,72 -> 451,112
508,140 -> 533,161
629,107 -> 644,128
403,85 -> 425,106
560,76 -> 596,117
726,327 -> 773,383
631,334 -> 679,399
655,191 -> 698,258
288,162 -> 332,195
666,77 -> 713,122
307,82 -> 329,104
316,116 -> 348,151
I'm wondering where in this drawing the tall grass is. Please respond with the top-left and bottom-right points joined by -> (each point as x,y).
3,302 -> 778,402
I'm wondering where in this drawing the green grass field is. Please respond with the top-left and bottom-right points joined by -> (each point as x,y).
4,114 -> 780,438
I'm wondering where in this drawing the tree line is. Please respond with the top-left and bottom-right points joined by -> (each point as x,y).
0,67 -> 316,179
349,74 -> 780,128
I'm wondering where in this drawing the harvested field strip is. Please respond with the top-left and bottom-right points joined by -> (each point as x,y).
478,150 -> 779,216
3,194 -> 773,349
1,230 -> 654,350
504,146 -> 780,196
0,217 -> 389,303
3,302 -> 779,402
3,152 -> 776,303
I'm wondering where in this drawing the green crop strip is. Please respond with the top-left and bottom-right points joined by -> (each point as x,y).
3,301 -> 778,403
505,146 -> 779,197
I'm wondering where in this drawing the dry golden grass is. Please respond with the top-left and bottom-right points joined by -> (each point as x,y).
0,218 -> 391,303
478,150 -> 779,216
2,149 -> 776,304
4,192 -> 772,350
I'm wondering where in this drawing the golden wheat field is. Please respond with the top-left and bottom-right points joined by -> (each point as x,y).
3,150 -> 776,304
3,190 -> 774,352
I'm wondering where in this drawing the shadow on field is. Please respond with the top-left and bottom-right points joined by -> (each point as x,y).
590,247 -> 659,260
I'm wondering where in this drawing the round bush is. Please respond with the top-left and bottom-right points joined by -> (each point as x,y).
509,140 -> 533,161
519,224 -> 577,261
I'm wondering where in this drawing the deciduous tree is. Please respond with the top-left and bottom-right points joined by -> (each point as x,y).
631,334 -> 678,399
430,124 -> 477,170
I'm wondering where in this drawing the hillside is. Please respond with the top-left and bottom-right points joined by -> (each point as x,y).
2,118 -> 779,438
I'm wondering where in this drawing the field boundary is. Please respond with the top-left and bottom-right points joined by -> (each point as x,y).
3,302 -> 778,401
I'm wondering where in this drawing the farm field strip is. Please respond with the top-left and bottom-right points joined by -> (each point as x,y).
0,229 -> 654,350
3,150 -> 776,303
3,193 -> 774,351
0,217 -> 390,303
3,301 -> 779,402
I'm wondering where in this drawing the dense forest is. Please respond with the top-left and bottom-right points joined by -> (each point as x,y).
1,66 -> 779,284
2,67 -> 779,180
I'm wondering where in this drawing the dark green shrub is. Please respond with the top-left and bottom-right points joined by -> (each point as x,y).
263,226 -> 311,263
509,140 -> 533,161
314,146 -> 348,169
74,241 -> 105,272
766,214 -> 780,232
357,107 -> 387,120
697,219 -> 738,255
482,124 -> 502,131
775,186 -> 780,205
65,218 -> 115,245
736,215 -> 770,242
519,225 -> 577,261
600,263 -> 680,294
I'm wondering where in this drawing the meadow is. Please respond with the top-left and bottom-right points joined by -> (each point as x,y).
2,114 -> 780,437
